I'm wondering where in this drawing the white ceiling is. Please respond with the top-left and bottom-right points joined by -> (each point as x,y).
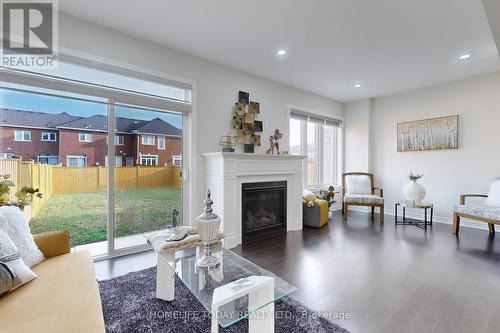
59,0 -> 500,102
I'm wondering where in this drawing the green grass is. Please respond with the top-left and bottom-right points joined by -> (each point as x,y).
30,188 -> 182,247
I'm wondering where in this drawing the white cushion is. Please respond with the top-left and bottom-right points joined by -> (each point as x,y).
0,206 -> 44,268
454,205 -> 500,221
344,194 -> 384,205
485,178 -> 500,206
302,190 -> 316,202
0,229 -> 37,295
345,175 -> 372,194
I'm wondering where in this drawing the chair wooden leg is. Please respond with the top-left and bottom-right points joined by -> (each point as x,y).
488,223 -> 496,234
371,206 -> 375,217
380,205 -> 384,224
344,204 -> 348,219
452,213 -> 460,234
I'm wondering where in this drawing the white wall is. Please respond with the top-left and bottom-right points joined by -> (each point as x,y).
344,98 -> 373,173
371,72 -> 500,228
56,14 -> 344,220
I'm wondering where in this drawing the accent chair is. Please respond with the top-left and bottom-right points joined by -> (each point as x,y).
342,172 -> 384,223
453,178 -> 500,234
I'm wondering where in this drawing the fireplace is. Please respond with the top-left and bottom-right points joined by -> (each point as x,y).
242,181 -> 287,242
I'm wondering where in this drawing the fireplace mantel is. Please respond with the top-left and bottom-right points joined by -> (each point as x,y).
203,152 -> 306,248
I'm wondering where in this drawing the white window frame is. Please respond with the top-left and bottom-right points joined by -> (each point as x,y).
0,153 -> 14,159
289,108 -> 343,189
79,133 -> 93,142
66,155 -> 87,167
41,132 -> 57,141
37,155 -> 59,165
140,154 -> 158,166
157,136 -> 166,150
142,135 -> 155,145
14,130 -> 31,142
172,155 -> 182,166
114,135 -> 124,145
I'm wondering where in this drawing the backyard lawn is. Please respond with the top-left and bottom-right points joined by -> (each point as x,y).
30,188 -> 182,247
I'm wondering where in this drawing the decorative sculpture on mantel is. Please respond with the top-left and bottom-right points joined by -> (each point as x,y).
266,129 -> 283,155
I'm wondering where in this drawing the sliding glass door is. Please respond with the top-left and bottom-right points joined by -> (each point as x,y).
1,60 -> 191,258
113,105 -> 183,250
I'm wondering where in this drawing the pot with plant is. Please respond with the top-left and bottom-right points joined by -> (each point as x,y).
0,174 -> 42,210
403,171 -> 425,204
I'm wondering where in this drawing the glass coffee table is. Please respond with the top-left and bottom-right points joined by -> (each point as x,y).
155,245 -> 297,333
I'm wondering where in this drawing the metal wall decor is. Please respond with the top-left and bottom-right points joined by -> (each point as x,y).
232,91 -> 263,153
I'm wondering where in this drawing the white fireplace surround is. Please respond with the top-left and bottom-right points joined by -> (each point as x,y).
203,152 -> 306,248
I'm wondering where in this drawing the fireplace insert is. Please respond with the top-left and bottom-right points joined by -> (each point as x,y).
242,181 -> 287,242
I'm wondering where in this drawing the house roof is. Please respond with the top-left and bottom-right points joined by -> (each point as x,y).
0,108 -> 81,129
134,117 -> 181,136
0,109 -> 181,136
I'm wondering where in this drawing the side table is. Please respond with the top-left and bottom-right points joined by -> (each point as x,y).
395,201 -> 433,230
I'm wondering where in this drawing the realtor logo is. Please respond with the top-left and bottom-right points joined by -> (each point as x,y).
1,0 -> 58,68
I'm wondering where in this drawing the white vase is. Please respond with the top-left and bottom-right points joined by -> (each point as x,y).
403,180 -> 426,204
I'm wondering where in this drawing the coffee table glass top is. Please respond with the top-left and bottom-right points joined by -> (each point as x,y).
170,246 -> 297,328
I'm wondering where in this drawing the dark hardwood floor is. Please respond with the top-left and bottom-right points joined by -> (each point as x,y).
95,211 -> 500,333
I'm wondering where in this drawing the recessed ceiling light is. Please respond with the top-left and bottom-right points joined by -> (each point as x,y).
277,50 -> 287,56
459,54 -> 471,60
354,84 -> 362,88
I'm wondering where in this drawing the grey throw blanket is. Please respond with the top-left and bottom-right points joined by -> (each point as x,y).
0,252 -> 22,296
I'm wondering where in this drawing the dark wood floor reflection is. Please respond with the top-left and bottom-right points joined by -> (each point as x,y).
95,211 -> 500,333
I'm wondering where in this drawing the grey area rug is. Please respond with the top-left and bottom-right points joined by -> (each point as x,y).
99,266 -> 349,333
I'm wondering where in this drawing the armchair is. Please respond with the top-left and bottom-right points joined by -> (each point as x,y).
342,172 -> 384,223
453,178 -> 500,234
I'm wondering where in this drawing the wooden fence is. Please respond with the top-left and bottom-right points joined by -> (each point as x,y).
0,159 -> 53,219
0,158 -> 181,218
52,165 -> 182,194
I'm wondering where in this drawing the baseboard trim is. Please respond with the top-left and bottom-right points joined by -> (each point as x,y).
223,234 -> 238,249
346,206 -> 497,232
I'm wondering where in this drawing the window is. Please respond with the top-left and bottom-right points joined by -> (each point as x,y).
125,157 -> 134,166
142,135 -> 155,145
140,155 -> 157,166
307,121 -> 320,185
157,136 -> 166,150
172,155 -> 182,166
41,132 -> 57,141
290,112 -> 342,187
14,130 -> 31,142
105,156 -> 123,167
38,155 -> 59,165
79,133 -> 93,142
0,153 -> 14,159
322,124 -> 337,185
114,135 -> 124,145
67,155 -> 87,167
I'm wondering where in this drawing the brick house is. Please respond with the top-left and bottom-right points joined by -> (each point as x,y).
0,108 -> 182,167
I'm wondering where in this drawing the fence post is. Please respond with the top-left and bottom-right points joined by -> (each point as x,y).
97,167 -> 101,191
136,166 -> 139,189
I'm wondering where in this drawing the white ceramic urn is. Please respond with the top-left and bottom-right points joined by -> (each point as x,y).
403,180 -> 426,204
